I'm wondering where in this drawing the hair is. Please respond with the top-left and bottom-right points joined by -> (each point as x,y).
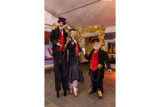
68,28 -> 77,38
69,28 -> 77,32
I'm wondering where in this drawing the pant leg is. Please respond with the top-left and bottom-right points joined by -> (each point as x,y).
97,78 -> 103,92
95,70 -> 103,92
54,59 -> 62,91
61,53 -> 69,91
90,70 -> 98,91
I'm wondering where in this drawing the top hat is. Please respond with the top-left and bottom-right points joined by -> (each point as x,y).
92,38 -> 100,43
58,17 -> 66,25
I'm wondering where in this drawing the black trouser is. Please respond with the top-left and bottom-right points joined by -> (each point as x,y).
90,69 -> 103,92
53,51 -> 69,91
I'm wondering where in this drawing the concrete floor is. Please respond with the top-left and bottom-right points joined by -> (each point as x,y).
45,64 -> 115,107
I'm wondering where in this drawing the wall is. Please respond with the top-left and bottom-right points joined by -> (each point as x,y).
104,25 -> 115,33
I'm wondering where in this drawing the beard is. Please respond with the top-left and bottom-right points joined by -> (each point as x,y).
93,44 -> 100,50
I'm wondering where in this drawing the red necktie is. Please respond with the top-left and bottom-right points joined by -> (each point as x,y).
58,29 -> 65,51
75,42 -> 79,56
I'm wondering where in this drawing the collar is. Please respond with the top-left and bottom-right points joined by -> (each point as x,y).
59,26 -> 64,30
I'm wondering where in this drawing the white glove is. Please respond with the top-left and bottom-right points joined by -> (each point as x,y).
108,69 -> 112,73
56,42 -> 62,47
71,41 -> 74,45
82,48 -> 86,55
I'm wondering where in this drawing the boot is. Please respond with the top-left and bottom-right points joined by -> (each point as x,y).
73,87 -> 78,97
70,87 -> 73,94
88,87 -> 96,94
97,89 -> 103,99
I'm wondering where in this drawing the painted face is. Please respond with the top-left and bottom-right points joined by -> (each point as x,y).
58,21 -> 63,26
93,42 -> 100,50
70,31 -> 77,40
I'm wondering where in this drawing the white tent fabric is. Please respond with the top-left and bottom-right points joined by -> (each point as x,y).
45,0 -> 115,27
45,10 -> 71,32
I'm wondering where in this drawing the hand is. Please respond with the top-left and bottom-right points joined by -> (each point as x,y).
108,69 -> 112,73
56,42 -> 62,47
82,48 -> 86,55
71,41 -> 74,45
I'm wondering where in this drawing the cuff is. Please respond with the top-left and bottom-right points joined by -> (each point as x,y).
53,40 -> 57,45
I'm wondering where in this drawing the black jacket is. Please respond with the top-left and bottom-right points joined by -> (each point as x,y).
50,27 -> 68,55
67,40 -> 81,66
67,40 -> 84,83
85,48 -> 111,78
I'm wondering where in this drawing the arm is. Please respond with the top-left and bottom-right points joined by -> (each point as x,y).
50,30 -> 57,47
84,49 -> 94,60
103,51 -> 112,69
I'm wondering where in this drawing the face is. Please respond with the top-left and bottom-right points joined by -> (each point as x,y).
93,42 -> 100,50
70,31 -> 77,39
58,21 -> 64,27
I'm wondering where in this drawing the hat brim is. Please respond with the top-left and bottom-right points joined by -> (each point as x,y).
58,20 -> 66,25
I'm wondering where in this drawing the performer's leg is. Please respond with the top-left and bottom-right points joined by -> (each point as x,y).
89,71 -> 97,93
54,60 -> 62,91
94,70 -> 99,91
71,80 -> 78,96
96,74 -> 103,98
101,79 -> 104,93
61,55 -> 69,95
97,78 -> 103,92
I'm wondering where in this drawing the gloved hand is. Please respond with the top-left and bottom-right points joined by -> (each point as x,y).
82,48 -> 86,55
56,42 -> 62,47
108,69 -> 112,73
71,41 -> 75,45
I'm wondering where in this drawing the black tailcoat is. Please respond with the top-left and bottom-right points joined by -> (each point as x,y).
67,40 -> 84,83
50,27 -> 68,57
85,48 -> 111,92
85,48 -> 111,78
50,27 -> 69,91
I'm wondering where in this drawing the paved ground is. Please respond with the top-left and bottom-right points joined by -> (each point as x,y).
45,64 -> 115,107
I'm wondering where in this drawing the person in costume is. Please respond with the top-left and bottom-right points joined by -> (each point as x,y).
67,29 -> 84,97
50,17 -> 69,98
82,38 -> 112,99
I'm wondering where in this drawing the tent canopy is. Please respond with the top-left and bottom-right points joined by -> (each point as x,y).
45,0 -> 115,27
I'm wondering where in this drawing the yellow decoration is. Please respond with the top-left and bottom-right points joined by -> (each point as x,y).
109,44 -> 113,53
113,55 -> 116,59
108,55 -> 112,59
52,23 -> 57,30
64,26 -> 69,33
76,25 -> 106,55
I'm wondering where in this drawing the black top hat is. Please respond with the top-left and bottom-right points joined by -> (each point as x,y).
92,38 -> 100,43
58,17 -> 66,25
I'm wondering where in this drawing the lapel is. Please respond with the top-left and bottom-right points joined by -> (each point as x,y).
90,49 -> 95,56
63,29 -> 66,36
98,49 -> 102,62
56,27 -> 60,38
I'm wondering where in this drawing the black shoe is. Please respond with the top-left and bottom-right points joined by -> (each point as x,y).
57,91 -> 59,98
64,90 -> 67,96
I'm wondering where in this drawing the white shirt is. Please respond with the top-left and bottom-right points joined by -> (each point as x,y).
59,26 -> 63,34
73,39 -> 77,44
